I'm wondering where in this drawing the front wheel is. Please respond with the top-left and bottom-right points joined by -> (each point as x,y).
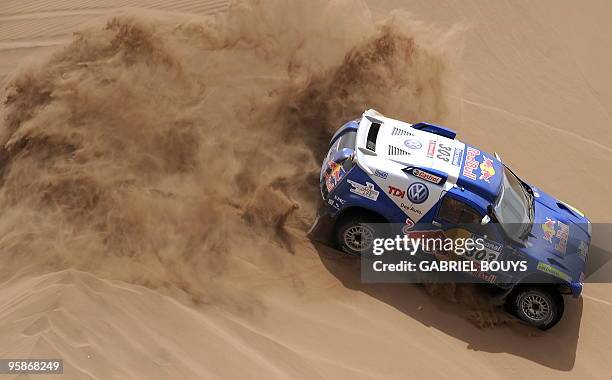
509,285 -> 564,330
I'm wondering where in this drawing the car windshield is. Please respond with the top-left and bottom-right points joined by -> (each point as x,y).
493,166 -> 534,242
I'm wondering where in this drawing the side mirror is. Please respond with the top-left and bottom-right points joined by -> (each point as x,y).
480,214 -> 491,225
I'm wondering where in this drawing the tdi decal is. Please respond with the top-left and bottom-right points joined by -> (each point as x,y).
388,185 -> 405,198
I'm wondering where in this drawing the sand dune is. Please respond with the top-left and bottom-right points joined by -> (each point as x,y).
0,0 -> 230,85
0,269 -> 331,379
1,0 -> 611,379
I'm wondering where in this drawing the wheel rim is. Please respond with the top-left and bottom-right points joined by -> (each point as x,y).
343,224 -> 374,253
521,294 -> 551,322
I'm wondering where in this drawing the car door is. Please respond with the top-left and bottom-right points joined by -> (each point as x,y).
433,193 -> 505,266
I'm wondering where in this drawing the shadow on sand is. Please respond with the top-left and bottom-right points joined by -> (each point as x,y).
313,242 -> 582,371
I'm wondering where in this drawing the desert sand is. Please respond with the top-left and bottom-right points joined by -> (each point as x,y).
0,0 -> 611,379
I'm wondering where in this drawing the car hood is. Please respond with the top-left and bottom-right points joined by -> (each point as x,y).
520,187 -> 590,280
533,187 -> 589,232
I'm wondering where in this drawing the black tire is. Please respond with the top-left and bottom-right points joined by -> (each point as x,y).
334,214 -> 382,256
509,285 -> 564,330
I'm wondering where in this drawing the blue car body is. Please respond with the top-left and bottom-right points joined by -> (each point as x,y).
315,109 -> 590,297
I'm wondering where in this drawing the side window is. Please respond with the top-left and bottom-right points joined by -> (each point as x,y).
437,196 -> 481,225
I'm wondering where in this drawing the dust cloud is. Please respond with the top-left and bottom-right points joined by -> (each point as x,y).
0,0 -> 457,309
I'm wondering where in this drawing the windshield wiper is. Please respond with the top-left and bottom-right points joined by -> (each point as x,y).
524,185 -> 535,219
519,183 -> 535,240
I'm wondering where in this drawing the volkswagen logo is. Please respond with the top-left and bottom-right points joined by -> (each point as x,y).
403,139 -> 422,149
407,182 -> 429,204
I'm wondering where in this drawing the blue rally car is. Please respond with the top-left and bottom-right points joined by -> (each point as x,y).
313,109 -> 591,329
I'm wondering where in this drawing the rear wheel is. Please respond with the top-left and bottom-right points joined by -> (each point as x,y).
509,285 -> 564,330
335,214 -> 381,256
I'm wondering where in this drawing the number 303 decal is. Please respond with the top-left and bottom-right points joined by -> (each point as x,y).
436,143 -> 452,162
464,248 -> 499,262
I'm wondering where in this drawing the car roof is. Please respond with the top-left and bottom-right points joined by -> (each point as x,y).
355,109 -> 504,203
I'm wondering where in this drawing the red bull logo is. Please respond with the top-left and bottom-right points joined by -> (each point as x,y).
462,147 -> 480,180
462,148 -> 497,183
541,218 -> 570,254
324,161 -> 345,192
542,218 -> 556,242
554,221 -> 569,254
479,156 -> 496,183
329,161 -> 342,178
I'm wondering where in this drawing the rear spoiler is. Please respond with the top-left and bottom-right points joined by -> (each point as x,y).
411,122 -> 456,140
